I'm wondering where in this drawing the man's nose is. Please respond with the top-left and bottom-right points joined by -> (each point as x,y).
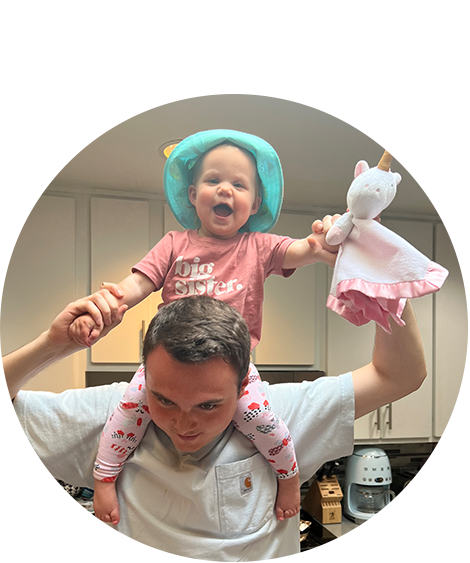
175,412 -> 198,434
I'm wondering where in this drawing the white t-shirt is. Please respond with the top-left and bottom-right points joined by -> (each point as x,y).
14,373 -> 354,561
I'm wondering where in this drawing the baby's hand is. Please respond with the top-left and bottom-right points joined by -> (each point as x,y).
69,313 -> 103,348
311,214 -> 343,252
304,235 -> 336,268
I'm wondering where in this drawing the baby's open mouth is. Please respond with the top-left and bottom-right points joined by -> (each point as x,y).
213,204 -> 233,217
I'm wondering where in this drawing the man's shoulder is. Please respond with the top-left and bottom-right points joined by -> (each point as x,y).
13,382 -> 130,491
264,374 -> 355,482
15,381 -> 128,421
264,374 -> 354,421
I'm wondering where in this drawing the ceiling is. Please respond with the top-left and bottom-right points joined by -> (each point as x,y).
0,94 -> 468,218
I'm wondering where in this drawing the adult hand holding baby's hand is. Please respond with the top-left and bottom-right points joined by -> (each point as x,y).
69,314 -> 103,348
68,284 -> 127,347
45,291 -> 127,359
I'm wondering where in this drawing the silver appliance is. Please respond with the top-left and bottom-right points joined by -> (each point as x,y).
343,447 -> 396,523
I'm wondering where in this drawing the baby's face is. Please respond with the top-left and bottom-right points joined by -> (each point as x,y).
188,145 -> 261,239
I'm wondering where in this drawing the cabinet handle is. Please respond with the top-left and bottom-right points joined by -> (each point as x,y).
140,320 -> 146,358
375,408 -> 381,431
387,403 -> 393,430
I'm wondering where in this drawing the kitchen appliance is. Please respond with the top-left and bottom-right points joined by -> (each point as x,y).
343,447 -> 396,523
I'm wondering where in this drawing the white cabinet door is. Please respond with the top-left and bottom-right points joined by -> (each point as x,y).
328,219 -> 434,440
254,213 -> 321,366
434,224 -> 467,437
378,220 -> 434,440
326,268 -> 377,439
1,195 -> 77,392
90,198 -> 151,364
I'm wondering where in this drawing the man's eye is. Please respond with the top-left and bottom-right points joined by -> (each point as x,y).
159,397 -> 173,406
200,403 -> 216,411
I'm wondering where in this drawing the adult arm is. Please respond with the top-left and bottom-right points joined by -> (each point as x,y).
3,294 -> 127,400
352,301 -> 427,419
290,214 -> 426,418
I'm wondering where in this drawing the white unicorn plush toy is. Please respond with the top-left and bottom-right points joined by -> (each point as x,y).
326,151 -> 401,244
326,151 -> 448,333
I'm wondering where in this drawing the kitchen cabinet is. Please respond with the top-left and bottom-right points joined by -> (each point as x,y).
1,195 -> 78,392
326,219 -> 434,441
254,212 -> 327,368
434,223 -> 467,437
90,197 -> 163,364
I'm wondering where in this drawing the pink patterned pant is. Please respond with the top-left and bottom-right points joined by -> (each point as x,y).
93,363 -> 298,482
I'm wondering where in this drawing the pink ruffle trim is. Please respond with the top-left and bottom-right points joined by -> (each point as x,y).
328,261 -> 449,334
327,293 -> 406,334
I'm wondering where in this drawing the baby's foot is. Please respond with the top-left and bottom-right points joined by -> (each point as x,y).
93,479 -> 120,525
275,473 -> 301,521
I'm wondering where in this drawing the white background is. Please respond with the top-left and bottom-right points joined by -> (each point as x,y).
410,481 -> 470,563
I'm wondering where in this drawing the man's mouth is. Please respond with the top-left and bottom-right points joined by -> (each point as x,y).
213,204 -> 233,218
176,433 -> 201,442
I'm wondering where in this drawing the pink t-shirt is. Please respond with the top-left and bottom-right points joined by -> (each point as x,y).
133,229 -> 296,350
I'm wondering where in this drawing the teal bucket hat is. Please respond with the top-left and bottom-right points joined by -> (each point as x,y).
163,129 -> 284,233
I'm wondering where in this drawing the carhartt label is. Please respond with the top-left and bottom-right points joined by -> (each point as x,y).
240,473 -> 252,495
174,255 -> 243,296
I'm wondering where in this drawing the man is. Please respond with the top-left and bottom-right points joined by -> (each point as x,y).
4,291 -> 426,560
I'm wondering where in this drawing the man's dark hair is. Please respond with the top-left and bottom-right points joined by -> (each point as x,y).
142,295 -> 251,391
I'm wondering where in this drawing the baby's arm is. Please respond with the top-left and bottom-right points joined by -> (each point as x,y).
70,272 -> 156,347
282,213 -> 342,270
109,271 -> 157,308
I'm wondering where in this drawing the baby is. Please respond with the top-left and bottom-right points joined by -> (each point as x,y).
70,129 -> 338,525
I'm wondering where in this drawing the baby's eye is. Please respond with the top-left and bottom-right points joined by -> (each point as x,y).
234,182 -> 245,189
207,178 -> 219,184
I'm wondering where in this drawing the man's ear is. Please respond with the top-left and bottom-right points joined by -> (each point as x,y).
250,196 -> 262,216
188,185 -> 197,206
238,372 -> 250,399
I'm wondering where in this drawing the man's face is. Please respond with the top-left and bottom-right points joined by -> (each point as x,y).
145,345 -> 248,452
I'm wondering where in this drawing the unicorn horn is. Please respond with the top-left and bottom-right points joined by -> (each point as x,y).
377,94 -> 392,172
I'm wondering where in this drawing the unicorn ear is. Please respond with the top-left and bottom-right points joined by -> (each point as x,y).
354,160 -> 369,178
394,172 -> 402,185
